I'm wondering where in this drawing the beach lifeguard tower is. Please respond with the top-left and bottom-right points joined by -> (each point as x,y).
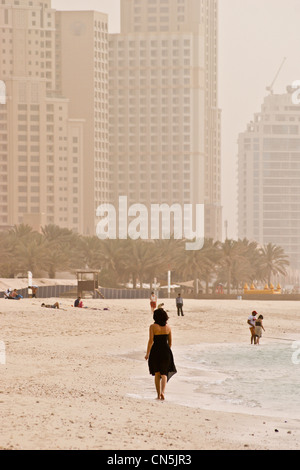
76,270 -> 100,299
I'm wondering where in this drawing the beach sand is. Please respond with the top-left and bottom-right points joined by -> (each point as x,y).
0,296 -> 300,450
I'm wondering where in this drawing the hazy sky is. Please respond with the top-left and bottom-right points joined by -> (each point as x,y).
52,0 -> 300,240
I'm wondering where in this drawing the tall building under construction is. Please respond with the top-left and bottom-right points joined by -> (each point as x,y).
238,88 -> 300,269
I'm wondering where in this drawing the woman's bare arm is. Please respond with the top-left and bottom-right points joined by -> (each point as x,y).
145,325 -> 154,360
168,329 -> 172,348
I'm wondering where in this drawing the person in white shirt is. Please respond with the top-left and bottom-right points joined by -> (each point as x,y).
4,288 -> 12,299
247,311 -> 257,344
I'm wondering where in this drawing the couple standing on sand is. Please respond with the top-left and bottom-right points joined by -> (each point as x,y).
248,311 -> 265,345
150,292 -> 184,316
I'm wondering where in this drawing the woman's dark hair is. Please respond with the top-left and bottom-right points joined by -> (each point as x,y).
153,308 -> 169,327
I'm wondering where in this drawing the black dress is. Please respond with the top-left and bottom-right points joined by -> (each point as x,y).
148,334 -> 177,382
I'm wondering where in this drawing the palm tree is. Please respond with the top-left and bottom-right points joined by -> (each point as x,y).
9,224 -> 34,240
177,238 -> 222,294
175,239 -> 209,294
199,239 -> 221,294
151,238 -> 185,287
0,231 -> 14,277
97,239 -> 127,286
217,239 -> 249,294
230,239 -> 261,291
259,243 -> 290,286
15,234 -> 48,277
4,224 -> 38,277
77,235 -> 103,270
41,224 -> 81,278
122,239 -> 158,288
41,224 -> 79,245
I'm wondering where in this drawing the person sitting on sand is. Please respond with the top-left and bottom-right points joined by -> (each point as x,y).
255,315 -> 265,345
41,302 -> 60,309
74,296 -> 83,308
4,288 -> 12,299
10,289 -> 23,300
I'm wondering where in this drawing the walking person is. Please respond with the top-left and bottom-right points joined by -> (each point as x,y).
255,315 -> 265,345
150,291 -> 157,314
247,311 -> 257,344
176,293 -> 184,316
145,308 -> 177,401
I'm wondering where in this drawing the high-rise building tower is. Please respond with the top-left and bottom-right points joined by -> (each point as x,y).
0,0 -> 85,232
237,89 -> 300,269
109,0 -> 222,240
55,10 -> 110,235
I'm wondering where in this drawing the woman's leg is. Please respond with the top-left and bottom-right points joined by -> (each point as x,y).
154,373 -> 161,399
160,375 -> 167,400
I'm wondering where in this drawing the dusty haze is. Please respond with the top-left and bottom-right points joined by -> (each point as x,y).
52,0 -> 300,239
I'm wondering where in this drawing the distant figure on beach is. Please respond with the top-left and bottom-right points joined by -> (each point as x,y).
41,302 -> 60,309
176,293 -> 184,316
247,311 -> 257,344
74,296 -> 83,308
145,308 -> 177,401
255,315 -> 265,345
4,288 -> 12,299
150,292 -> 157,313
11,289 -> 23,300
32,286 -> 38,298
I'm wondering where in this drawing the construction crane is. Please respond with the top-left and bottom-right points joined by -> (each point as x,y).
266,57 -> 287,95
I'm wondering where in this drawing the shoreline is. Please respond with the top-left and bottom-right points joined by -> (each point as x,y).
0,298 -> 300,450
121,341 -> 300,421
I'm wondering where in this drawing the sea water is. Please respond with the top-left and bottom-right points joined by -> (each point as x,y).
127,341 -> 300,419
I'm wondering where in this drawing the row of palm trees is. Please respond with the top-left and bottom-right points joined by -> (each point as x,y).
0,224 -> 290,294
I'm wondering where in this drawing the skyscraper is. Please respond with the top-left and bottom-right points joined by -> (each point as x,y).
55,10 -> 110,235
237,88 -> 300,269
0,0 -> 85,232
109,0 -> 222,240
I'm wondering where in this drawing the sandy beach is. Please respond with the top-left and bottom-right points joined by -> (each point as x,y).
0,296 -> 300,450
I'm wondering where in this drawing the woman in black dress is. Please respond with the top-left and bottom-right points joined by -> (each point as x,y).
145,308 -> 177,400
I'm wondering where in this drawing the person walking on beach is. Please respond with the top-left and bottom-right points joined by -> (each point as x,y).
145,308 -> 177,401
255,315 -> 265,345
150,291 -> 157,313
247,311 -> 257,344
176,293 -> 184,316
